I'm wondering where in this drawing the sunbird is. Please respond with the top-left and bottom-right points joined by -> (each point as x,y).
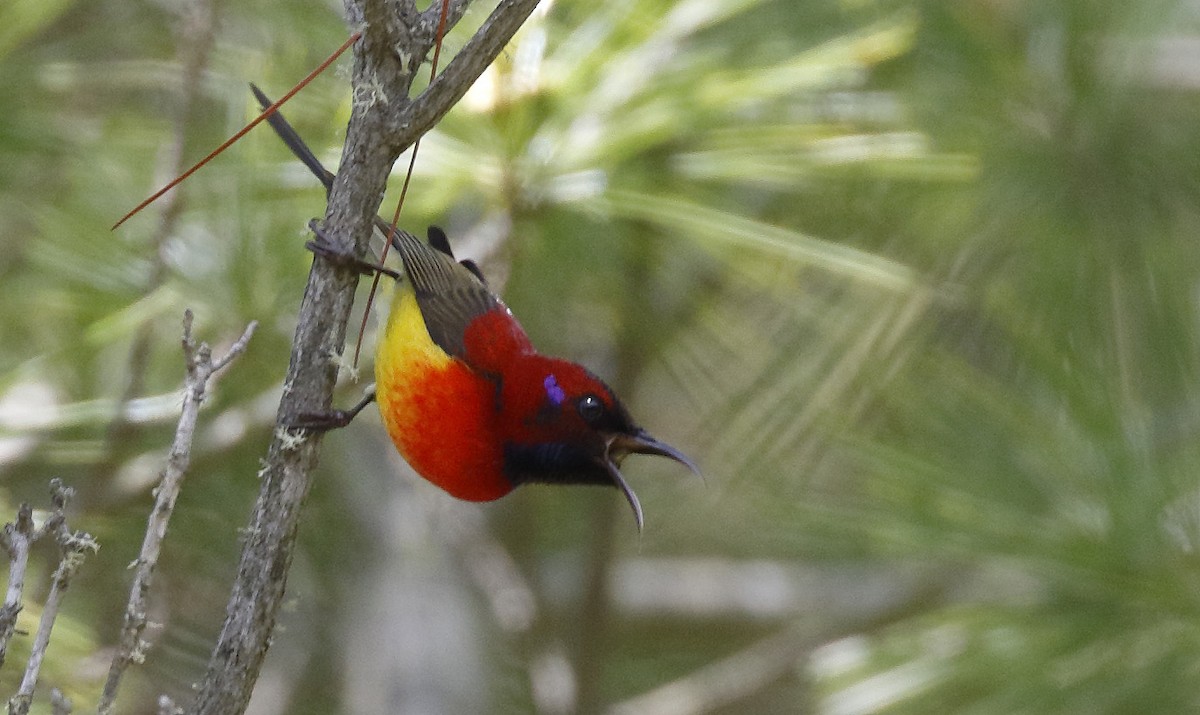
252,87 -> 699,529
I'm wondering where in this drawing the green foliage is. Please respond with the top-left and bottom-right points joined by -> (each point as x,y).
3,0 -> 1200,712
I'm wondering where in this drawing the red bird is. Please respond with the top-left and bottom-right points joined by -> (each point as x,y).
255,87 -> 698,529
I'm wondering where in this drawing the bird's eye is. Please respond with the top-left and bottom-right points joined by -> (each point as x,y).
577,394 -> 606,424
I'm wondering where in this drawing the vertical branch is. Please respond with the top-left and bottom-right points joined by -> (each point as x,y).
6,481 -> 98,715
0,505 -> 35,668
97,313 -> 256,715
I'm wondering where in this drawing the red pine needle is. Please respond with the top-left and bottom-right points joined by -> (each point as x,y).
112,30 -> 363,230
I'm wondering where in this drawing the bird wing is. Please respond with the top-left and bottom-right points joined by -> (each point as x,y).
428,225 -> 488,284
391,229 -> 507,362
251,84 -> 510,363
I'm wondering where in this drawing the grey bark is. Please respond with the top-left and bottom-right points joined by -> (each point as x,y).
6,481 -> 97,715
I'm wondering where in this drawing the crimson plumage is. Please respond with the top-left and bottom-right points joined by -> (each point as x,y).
256,87 -> 698,528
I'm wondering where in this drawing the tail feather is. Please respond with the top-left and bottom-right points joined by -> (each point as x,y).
252,82 -> 501,362
252,83 -> 408,254
250,83 -> 336,192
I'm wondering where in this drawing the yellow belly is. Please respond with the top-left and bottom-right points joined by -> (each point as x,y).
373,283 -> 511,501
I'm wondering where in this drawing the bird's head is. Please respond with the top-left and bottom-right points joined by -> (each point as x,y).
499,356 -> 699,530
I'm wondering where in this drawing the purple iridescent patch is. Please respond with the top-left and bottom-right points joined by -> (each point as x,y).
544,374 -> 566,406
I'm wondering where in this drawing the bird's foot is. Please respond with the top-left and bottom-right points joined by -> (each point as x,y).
289,389 -> 376,432
306,220 -> 401,280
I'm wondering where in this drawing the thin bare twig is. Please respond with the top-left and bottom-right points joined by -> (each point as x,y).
98,312 -> 257,715
0,484 -> 74,673
7,480 -> 98,715
186,2 -> 539,713
0,504 -> 35,668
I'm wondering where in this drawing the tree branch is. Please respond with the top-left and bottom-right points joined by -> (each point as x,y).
185,1 -> 540,713
0,504 -> 35,669
384,0 -> 542,150
98,312 -> 257,715
6,481 -> 98,715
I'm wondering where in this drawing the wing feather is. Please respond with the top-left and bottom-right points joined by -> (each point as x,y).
391,229 -> 502,361
251,84 -> 509,364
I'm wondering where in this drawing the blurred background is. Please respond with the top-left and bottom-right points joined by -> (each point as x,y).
4,0 -> 1200,712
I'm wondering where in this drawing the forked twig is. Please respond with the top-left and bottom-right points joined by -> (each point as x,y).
5,481 -> 98,715
0,504 -> 36,668
97,312 -> 256,715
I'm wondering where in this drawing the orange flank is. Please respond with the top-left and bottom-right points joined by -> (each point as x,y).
374,280 -> 512,501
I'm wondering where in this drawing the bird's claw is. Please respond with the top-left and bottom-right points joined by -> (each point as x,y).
306,220 -> 400,279
289,409 -> 357,432
289,389 -> 376,432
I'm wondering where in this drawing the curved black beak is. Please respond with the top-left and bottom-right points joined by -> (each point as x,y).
600,430 -> 701,532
